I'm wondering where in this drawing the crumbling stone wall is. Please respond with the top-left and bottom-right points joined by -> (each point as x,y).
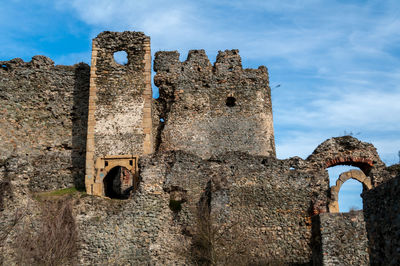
0,56 -> 89,193
386,163 -> 400,179
362,175 -> 400,265
76,151 -> 210,265
153,49 -> 275,159
206,153 -> 328,264
85,31 -> 153,195
73,150 -> 329,264
2,30 -> 395,265
315,211 -> 369,265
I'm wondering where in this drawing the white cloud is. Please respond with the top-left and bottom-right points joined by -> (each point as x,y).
276,89 -> 400,130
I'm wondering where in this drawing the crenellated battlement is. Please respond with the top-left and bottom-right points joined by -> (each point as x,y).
154,49 -> 275,159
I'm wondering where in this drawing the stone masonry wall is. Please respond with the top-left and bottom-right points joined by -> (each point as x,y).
76,151 -> 211,265
73,151 -> 330,265
0,56 -> 89,195
153,49 -> 275,159
315,211 -> 369,265
206,153 -> 328,264
363,175 -> 400,265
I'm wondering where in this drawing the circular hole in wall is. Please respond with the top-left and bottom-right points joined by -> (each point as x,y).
113,51 -> 128,65
226,96 -> 236,107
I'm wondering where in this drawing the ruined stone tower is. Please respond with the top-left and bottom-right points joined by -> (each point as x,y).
154,49 -> 276,159
85,32 -> 153,196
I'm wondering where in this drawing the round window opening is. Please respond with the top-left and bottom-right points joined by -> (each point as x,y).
226,96 -> 236,107
113,51 -> 128,65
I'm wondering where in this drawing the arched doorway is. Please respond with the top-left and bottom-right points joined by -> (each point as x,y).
103,166 -> 139,199
328,169 -> 372,212
327,165 -> 361,211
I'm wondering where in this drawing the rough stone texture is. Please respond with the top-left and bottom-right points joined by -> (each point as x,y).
315,211 -> 369,265
307,136 -> 388,186
363,175 -> 400,266
65,151 -> 328,265
0,56 -> 89,193
76,151 -> 209,265
206,153 -> 328,264
386,163 -> 400,179
89,31 -> 152,157
153,49 -> 275,159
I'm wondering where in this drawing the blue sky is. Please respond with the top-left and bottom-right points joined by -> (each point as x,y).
1,0 -> 400,211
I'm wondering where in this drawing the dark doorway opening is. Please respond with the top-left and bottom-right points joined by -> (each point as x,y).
103,166 -> 137,199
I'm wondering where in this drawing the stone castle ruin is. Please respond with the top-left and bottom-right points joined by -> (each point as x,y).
1,31 -> 399,265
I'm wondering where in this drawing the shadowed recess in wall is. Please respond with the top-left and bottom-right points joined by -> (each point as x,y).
72,64 -> 90,189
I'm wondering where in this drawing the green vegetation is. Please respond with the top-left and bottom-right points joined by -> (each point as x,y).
34,187 -> 85,201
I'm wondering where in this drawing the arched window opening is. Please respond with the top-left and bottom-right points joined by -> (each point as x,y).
327,165 -> 359,187
327,165 -> 364,213
113,51 -> 128,65
103,166 -> 138,199
338,179 -> 363,212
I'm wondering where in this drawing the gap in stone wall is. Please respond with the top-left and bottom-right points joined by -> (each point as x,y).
113,51 -> 128,65
327,165 -> 362,212
103,166 -> 136,199
339,179 -> 363,212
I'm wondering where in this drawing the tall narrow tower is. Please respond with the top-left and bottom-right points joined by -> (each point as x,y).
85,31 -> 153,196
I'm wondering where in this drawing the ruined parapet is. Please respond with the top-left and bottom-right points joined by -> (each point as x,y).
154,49 -> 275,159
0,56 -> 89,192
85,31 -> 153,196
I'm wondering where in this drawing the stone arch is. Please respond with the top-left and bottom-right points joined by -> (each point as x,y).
103,166 -> 138,199
328,169 -> 372,212
307,136 -> 386,186
91,155 -> 139,198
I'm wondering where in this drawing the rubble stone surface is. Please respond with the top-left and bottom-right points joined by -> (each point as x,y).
0,57 -> 89,193
154,49 -> 275,159
363,175 -> 400,266
315,211 -> 369,265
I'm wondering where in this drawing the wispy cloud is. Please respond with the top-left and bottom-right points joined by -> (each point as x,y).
276,89 -> 400,130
